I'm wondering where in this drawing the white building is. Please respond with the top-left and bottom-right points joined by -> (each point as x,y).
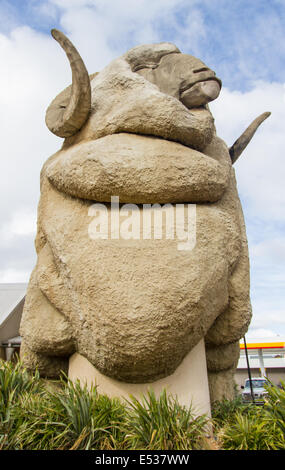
235,336 -> 285,388
0,283 -> 27,360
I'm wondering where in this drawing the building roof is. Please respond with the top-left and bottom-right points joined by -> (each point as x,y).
1,335 -> 21,346
0,283 -> 28,343
238,336 -> 285,371
240,337 -> 285,350
0,283 -> 28,325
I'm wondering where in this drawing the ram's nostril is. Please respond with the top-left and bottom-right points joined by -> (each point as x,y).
193,67 -> 209,73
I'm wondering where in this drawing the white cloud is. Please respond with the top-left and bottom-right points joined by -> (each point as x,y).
210,82 -> 285,222
33,2 -> 58,22
246,308 -> 285,335
251,238 -> 285,264
0,26 -> 64,282
0,268 -> 32,283
210,82 -> 285,336
47,0 -> 198,68
0,1 -> 20,34
246,329 -> 281,339
0,211 -> 36,240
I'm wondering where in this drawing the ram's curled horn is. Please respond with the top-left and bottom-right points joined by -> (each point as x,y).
229,111 -> 271,164
45,29 -> 91,138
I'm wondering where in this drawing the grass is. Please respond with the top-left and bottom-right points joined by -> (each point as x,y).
1,359 -> 285,450
123,388 -> 209,450
0,359 -> 209,450
212,380 -> 285,450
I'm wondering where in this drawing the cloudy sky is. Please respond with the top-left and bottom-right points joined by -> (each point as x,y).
0,0 -> 284,338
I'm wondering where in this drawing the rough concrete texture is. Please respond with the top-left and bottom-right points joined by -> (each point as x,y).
19,31 -> 265,404
20,340 -> 69,378
46,133 -> 230,204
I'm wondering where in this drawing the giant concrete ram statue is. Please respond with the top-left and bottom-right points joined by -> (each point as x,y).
20,30 -> 270,403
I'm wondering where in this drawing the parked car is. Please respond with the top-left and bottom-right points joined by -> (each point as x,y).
241,377 -> 269,403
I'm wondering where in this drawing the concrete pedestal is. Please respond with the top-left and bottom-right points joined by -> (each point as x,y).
68,339 -> 211,417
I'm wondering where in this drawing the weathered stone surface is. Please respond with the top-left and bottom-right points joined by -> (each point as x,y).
57,42 -> 219,152
208,366 -> 238,403
20,131 -> 248,384
46,133 -> 230,204
135,52 -> 221,106
69,72 -> 215,152
19,31 -> 267,403
206,341 -> 240,372
20,340 -> 69,378
181,80 -> 221,108
20,267 -> 75,357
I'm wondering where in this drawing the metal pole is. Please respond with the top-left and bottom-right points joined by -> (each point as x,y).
243,335 -> 255,404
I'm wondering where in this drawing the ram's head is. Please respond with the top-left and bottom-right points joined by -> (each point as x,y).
45,30 -> 269,162
45,30 -> 222,152
134,48 -> 221,108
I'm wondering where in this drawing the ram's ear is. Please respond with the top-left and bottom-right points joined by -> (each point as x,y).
45,29 -> 91,138
229,112 -> 271,164
124,42 -> 181,72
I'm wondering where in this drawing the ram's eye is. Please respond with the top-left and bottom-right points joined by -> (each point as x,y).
193,67 -> 209,73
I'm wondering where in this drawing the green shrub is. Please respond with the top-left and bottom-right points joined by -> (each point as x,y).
1,364 -> 209,451
52,379 -> 127,450
2,376 -> 128,450
123,388 -> 209,450
263,380 -> 285,435
0,359 -> 41,417
211,395 -> 251,429
0,359 -> 42,449
218,408 -> 285,450
4,358 -> 284,450
215,383 -> 285,450
4,390 -> 70,450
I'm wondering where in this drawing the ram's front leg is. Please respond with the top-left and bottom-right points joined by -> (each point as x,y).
205,227 -> 252,403
205,301 -> 251,404
20,266 -> 75,378
206,341 -> 240,403
20,340 -> 70,378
